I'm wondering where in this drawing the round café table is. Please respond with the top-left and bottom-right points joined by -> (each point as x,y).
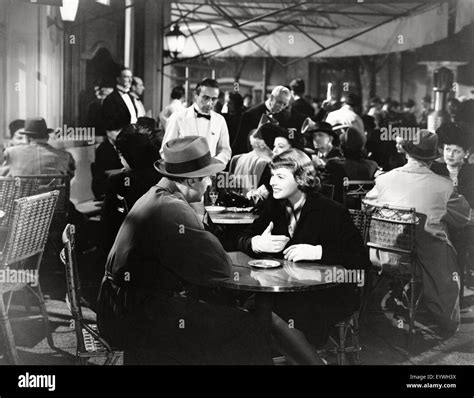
207,209 -> 259,251
208,210 -> 258,225
219,251 -> 345,348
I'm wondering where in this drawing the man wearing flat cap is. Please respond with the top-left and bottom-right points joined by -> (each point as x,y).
365,129 -> 470,335
0,117 -> 75,177
97,136 -> 272,365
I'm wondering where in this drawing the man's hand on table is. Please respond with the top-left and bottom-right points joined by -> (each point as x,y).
251,222 -> 290,253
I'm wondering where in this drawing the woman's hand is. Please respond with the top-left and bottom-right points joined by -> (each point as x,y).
283,244 -> 322,262
251,222 -> 290,253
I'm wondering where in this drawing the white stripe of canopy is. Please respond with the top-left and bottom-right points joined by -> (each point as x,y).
170,0 -> 473,66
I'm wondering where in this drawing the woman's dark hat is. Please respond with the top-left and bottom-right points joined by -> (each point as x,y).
21,117 -> 54,138
9,119 -> 25,137
256,123 -> 304,150
340,127 -> 367,154
401,129 -> 440,161
155,136 -> 225,178
436,122 -> 472,152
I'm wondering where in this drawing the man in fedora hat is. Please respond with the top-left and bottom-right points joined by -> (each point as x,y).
365,129 -> 470,335
97,136 -> 272,365
0,117 -> 75,177
305,121 -> 342,169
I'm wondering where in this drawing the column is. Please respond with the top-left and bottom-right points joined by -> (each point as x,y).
143,0 -> 171,116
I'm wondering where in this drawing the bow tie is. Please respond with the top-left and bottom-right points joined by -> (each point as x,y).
195,110 -> 211,120
118,88 -> 130,94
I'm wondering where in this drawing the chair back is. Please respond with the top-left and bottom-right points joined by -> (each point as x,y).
0,176 -> 38,230
348,209 -> 369,244
362,200 -> 417,255
343,178 -> 375,209
1,191 -> 59,267
61,223 -> 94,356
18,175 -> 70,232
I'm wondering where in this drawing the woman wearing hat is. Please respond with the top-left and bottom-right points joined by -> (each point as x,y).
432,122 -> 474,207
100,125 -> 161,253
365,129 -> 471,335
432,122 -> 474,289
246,123 -> 305,203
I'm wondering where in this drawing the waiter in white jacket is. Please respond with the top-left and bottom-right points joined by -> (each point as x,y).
161,78 -> 232,166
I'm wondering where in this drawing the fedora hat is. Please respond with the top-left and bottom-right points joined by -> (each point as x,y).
402,129 -> 440,161
155,136 -> 225,178
305,121 -> 338,141
21,117 -> 54,138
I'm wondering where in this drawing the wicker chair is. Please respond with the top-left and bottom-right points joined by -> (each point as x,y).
60,224 -> 122,365
17,175 -> 70,234
0,191 -> 59,364
342,178 -> 375,209
329,314 -> 361,365
325,207 -> 370,365
348,208 -> 370,243
0,176 -> 39,249
360,200 -> 421,351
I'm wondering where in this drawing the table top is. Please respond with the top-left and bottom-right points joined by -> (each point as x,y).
219,251 -> 346,293
208,210 -> 258,225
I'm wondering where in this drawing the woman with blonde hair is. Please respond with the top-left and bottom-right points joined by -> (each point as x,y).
238,148 -> 370,364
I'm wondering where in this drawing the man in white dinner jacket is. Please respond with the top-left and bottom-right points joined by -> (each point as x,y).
160,78 -> 232,166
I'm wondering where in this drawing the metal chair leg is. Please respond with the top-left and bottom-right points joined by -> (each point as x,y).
359,270 -> 383,324
407,259 -> 421,352
351,313 -> 361,364
0,295 -> 20,364
337,322 -> 347,365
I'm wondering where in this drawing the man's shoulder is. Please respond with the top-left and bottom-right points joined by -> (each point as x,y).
244,103 -> 265,116
210,110 -> 226,123
102,90 -> 120,104
431,161 -> 447,174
